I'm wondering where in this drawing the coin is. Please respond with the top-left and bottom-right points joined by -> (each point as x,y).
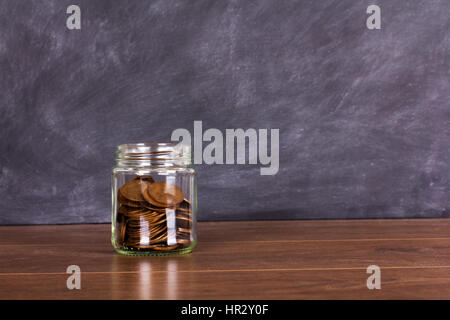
146,182 -> 184,206
120,215 -> 126,243
176,213 -> 191,229
118,205 -> 146,216
142,188 -> 170,208
118,191 -> 143,207
151,244 -> 179,251
142,203 -> 166,212
177,227 -> 191,234
133,244 -> 179,251
136,175 -> 155,183
119,178 -> 152,202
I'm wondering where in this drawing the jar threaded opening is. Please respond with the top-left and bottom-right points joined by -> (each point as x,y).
116,142 -> 191,166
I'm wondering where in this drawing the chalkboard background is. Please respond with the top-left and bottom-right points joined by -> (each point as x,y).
0,0 -> 449,225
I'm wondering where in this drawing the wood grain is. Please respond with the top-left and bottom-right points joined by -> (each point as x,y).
0,219 -> 449,299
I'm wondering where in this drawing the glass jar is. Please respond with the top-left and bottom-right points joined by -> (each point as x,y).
111,142 -> 197,255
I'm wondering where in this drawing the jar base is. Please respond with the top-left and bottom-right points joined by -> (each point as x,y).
113,241 -> 197,256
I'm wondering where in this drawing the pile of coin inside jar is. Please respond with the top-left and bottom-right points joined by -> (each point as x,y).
116,175 -> 192,252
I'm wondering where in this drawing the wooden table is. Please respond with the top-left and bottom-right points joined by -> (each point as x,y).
0,219 -> 449,299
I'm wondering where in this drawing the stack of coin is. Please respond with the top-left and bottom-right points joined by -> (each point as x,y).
116,175 -> 193,252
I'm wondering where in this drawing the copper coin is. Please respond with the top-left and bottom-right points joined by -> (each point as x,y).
146,182 -> 184,206
141,184 -> 173,208
133,244 -> 179,251
142,190 -> 170,208
135,175 -> 155,183
177,227 -> 191,234
117,191 -> 143,207
118,205 -> 133,215
175,206 -> 191,213
142,203 -> 166,212
118,205 -> 148,217
120,215 -> 126,243
151,244 -> 179,251
176,214 -> 192,222
176,217 -> 191,228
177,239 -> 191,245
119,179 -> 152,202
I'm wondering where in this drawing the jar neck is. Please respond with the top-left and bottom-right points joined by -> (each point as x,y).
115,142 -> 192,168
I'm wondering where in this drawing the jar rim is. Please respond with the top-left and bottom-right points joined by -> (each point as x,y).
116,142 -> 191,165
118,142 -> 178,148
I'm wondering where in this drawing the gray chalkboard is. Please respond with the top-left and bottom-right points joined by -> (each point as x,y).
0,0 -> 449,225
